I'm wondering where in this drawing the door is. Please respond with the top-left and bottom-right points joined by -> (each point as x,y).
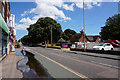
104,44 -> 111,50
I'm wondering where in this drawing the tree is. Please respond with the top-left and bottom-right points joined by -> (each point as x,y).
62,29 -> 76,41
100,14 -> 120,41
27,17 -> 62,44
20,35 -> 30,45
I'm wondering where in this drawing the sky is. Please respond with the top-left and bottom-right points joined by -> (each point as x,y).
10,0 -> 119,40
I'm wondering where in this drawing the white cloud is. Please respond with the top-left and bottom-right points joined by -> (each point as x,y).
74,0 -> 103,9
62,3 -> 75,11
20,17 -> 34,25
17,0 -> 73,30
75,2 -> 83,8
16,0 -> 119,30
21,11 -> 28,16
15,23 -> 29,30
29,1 -> 71,21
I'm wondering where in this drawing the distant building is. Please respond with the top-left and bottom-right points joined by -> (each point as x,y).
70,30 -> 101,43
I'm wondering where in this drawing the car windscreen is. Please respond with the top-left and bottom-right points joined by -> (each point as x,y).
97,43 -> 104,46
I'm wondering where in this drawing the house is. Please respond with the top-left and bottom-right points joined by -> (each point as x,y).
87,35 -> 101,42
0,1 -> 16,60
70,30 -> 101,46
70,30 -> 101,49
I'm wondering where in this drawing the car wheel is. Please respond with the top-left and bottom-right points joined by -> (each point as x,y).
111,48 -> 113,51
101,48 -> 104,51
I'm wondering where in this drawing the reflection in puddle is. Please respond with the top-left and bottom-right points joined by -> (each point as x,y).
18,51 -> 51,78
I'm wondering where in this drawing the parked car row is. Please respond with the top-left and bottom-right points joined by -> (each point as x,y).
93,40 -> 120,51
104,40 -> 120,47
70,40 -> 120,51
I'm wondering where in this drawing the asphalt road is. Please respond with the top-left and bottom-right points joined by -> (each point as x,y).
26,47 -> 119,79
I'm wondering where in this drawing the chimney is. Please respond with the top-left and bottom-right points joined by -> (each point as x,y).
80,30 -> 84,35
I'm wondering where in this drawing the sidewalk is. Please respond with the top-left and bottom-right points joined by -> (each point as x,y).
64,50 -> 120,60
1,48 -> 24,78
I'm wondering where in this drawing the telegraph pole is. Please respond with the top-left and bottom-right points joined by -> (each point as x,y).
118,1 -> 120,15
51,26 -> 52,46
83,0 -> 86,51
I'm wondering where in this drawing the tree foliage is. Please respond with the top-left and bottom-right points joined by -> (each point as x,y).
19,35 -> 31,45
62,29 -> 76,41
26,17 -> 62,44
19,17 -> 77,45
100,14 -> 120,41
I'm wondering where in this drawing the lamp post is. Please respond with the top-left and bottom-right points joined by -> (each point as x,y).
83,0 -> 86,51
51,26 -> 52,46
118,1 -> 120,15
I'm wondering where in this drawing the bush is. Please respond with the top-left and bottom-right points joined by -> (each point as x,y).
56,43 -> 62,47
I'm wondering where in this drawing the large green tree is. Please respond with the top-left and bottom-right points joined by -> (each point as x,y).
100,14 -> 120,41
62,29 -> 76,41
19,35 -> 31,45
27,17 -> 62,44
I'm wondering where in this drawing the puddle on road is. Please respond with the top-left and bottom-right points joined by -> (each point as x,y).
17,51 -> 51,78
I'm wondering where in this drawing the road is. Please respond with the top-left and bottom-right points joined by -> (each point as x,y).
26,47 -> 119,79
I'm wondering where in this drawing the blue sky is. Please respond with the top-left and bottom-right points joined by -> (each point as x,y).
10,1 -> 118,40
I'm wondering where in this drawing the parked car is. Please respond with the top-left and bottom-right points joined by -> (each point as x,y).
105,40 -> 120,47
93,43 -> 114,51
71,44 -> 76,48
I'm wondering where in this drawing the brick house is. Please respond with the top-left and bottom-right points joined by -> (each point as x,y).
70,30 -> 101,43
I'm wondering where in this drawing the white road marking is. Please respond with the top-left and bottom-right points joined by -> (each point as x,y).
91,61 -> 120,69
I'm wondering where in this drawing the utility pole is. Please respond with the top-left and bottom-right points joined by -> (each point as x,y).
118,1 -> 120,15
51,26 -> 52,46
83,0 -> 86,51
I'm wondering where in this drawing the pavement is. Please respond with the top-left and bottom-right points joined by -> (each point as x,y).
1,48 -> 24,78
64,50 -> 120,60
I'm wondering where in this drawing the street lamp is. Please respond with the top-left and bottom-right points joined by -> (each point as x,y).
83,0 -> 86,51
118,1 -> 120,15
51,25 -> 52,46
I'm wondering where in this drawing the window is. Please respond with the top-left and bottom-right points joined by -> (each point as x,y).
97,43 -> 104,46
2,31 -> 8,55
2,3 -> 5,18
105,44 -> 110,46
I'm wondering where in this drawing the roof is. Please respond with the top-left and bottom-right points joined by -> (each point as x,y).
87,35 -> 100,42
70,34 -> 101,42
58,38 -> 66,43
70,34 -> 82,42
